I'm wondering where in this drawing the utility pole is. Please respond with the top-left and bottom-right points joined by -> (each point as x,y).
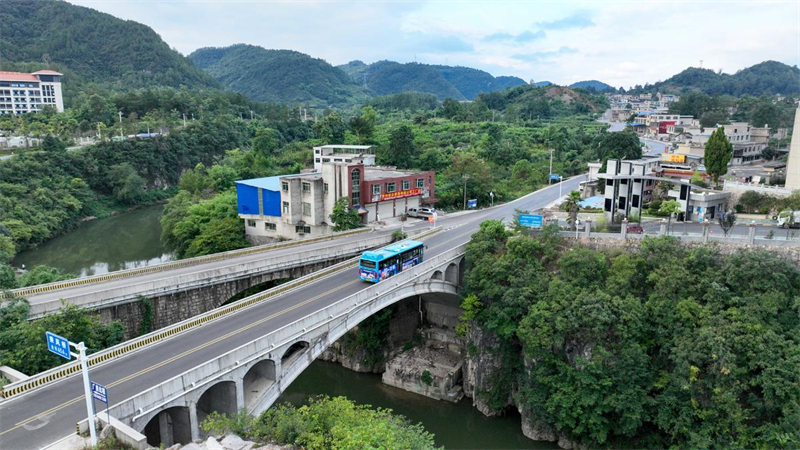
183,113 -> 187,127
548,148 -> 555,185
462,174 -> 470,210
118,111 -> 123,138
250,110 -> 254,120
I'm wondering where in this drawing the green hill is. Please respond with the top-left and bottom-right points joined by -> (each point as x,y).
338,60 -> 526,100
188,45 -> 368,107
476,84 -> 609,120
569,80 -> 614,92
0,0 -> 221,102
639,61 -> 800,96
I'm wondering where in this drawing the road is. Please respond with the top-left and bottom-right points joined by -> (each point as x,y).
0,176 -> 585,450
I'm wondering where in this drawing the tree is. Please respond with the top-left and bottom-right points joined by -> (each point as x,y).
313,112 -> 347,143
17,266 -> 75,287
381,125 -> 416,169
659,199 -> 682,233
107,163 -> 146,205
717,211 -> 737,236
251,127 -> 281,157
561,191 -> 582,231
704,127 -> 733,186
330,197 -> 361,231
596,130 -> 642,163
349,106 -> 377,143
0,265 -> 17,290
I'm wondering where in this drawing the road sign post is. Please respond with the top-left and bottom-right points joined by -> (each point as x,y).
91,381 -> 110,428
46,332 -> 97,447
489,191 -> 494,207
518,214 -> 543,229
468,199 -> 477,209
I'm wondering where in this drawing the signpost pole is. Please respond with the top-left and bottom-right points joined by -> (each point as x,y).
559,176 -> 562,198
77,342 -> 97,446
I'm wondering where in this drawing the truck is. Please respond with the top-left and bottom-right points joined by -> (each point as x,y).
775,210 -> 800,228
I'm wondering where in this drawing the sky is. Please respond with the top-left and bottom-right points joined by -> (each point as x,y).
71,0 -> 800,88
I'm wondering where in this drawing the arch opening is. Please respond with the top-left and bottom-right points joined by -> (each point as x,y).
458,257 -> 466,286
445,263 -> 458,284
243,358 -> 277,412
196,381 -> 237,436
281,341 -> 310,368
143,406 -> 192,448
431,270 -> 443,280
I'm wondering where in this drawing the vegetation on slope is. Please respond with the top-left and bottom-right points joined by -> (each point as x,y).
189,44 -> 368,107
0,0 -> 220,103
462,223 -> 800,448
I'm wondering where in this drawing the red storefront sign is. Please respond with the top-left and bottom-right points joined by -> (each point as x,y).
377,188 -> 422,202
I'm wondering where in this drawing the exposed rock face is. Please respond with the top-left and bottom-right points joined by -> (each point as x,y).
318,341 -> 385,373
381,346 -> 464,402
519,407 -> 557,442
167,434 -> 293,450
463,323 -> 511,416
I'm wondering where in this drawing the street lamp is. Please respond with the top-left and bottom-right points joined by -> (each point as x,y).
548,149 -> 555,185
118,111 -> 123,139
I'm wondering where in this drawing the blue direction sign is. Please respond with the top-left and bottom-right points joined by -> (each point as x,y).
519,214 -> 543,228
91,381 -> 108,403
46,331 -> 71,360
468,199 -> 478,208
549,174 -> 561,180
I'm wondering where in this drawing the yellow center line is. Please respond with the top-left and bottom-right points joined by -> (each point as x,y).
2,228 -> 463,437
3,279 -> 359,435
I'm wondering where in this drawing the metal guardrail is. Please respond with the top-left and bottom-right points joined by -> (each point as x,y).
0,227 -> 442,401
3,228 -> 371,299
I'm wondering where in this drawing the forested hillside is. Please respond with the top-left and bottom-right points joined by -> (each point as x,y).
338,60 -> 526,100
635,61 -> 800,96
0,0 -> 220,104
188,45 -> 368,107
569,80 -> 614,92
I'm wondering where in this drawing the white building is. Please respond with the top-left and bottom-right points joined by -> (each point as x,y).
312,145 -> 376,171
0,70 -> 64,114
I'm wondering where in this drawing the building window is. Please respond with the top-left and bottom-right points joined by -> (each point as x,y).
402,180 -> 410,190
296,225 -> 311,234
302,182 -> 311,193
282,181 -> 289,192
302,202 -> 311,216
324,183 -> 329,193
372,184 -> 381,195
416,178 -> 424,188
282,201 -> 289,214
386,182 -> 396,193
247,220 -> 256,227
265,222 -> 276,231
315,158 -> 321,163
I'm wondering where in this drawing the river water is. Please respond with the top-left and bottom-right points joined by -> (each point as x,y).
278,360 -> 555,450
12,205 -> 173,277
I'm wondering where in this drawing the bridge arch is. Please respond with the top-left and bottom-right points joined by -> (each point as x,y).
281,340 -> 310,367
243,358 -> 277,412
143,406 -> 192,448
196,380 -> 237,435
445,263 -> 458,284
431,270 -> 443,280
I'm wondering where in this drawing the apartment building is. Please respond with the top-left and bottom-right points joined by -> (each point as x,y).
0,70 -> 64,114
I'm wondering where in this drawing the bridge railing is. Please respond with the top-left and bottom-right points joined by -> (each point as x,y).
106,242 -> 466,427
26,234 -> 396,318
3,227 -> 372,299
0,227 -> 442,401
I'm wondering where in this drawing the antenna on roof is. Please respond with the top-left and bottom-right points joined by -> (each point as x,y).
699,59 -> 703,69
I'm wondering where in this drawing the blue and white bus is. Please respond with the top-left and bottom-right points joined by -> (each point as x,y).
358,240 -> 424,283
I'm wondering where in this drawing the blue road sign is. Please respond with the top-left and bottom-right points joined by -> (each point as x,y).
91,381 -> 108,403
519,214 -> 543,228
468,199 -> 477,208
46,331 -> 71,360
549,174 -> 561,180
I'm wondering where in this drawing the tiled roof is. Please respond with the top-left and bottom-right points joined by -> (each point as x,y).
0,71 -> 38,82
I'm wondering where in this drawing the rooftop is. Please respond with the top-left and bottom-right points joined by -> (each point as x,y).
0,71 -> 39,82
31,70 -> 63,76
364,167 -> 425,181
360,240 -> 423,260
235,173 -> 310,191
316,145 -> 372,150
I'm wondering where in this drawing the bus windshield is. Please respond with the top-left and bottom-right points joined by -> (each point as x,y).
360,259 -> 377,269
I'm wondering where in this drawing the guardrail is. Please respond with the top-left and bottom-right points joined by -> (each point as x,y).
3,228 -> 371,299
0,227 -> 442,401
106,242 -> 466,426
26,234 -> 394,318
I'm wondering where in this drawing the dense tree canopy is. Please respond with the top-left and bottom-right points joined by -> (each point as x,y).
461,223 -> 800,448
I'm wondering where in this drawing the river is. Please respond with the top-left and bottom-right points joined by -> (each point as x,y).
12,204 -> 173,277
278,360 -> 555,450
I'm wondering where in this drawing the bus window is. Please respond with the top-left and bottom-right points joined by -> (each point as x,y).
360,259 -> 377,269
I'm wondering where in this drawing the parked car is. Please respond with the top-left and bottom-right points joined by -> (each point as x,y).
408,207 -> 435,218
626,223 -> 644,234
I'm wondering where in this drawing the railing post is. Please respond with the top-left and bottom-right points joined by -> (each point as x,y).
621,218 -> 628,240
748,222 -> 756,245
702,221 -> 710,243
659,219 -> 667,236
583,220 -> 592,238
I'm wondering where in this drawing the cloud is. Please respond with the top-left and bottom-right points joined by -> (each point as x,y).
407,34 -> 474,53
512,46 -> 579,63
535,11 -> 595,30
482,30 -> 545,44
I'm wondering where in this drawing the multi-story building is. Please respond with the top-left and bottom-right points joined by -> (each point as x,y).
236,158 -> 436,243
312,145 -> 376,171
0,70 -> 64,114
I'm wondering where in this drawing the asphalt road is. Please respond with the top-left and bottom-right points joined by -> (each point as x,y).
0,176 -> 585,450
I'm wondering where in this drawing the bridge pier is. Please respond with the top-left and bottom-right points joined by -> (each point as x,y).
189,402 -> 200,441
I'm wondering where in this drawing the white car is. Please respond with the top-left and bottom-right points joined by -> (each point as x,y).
408,207 -> 435,218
